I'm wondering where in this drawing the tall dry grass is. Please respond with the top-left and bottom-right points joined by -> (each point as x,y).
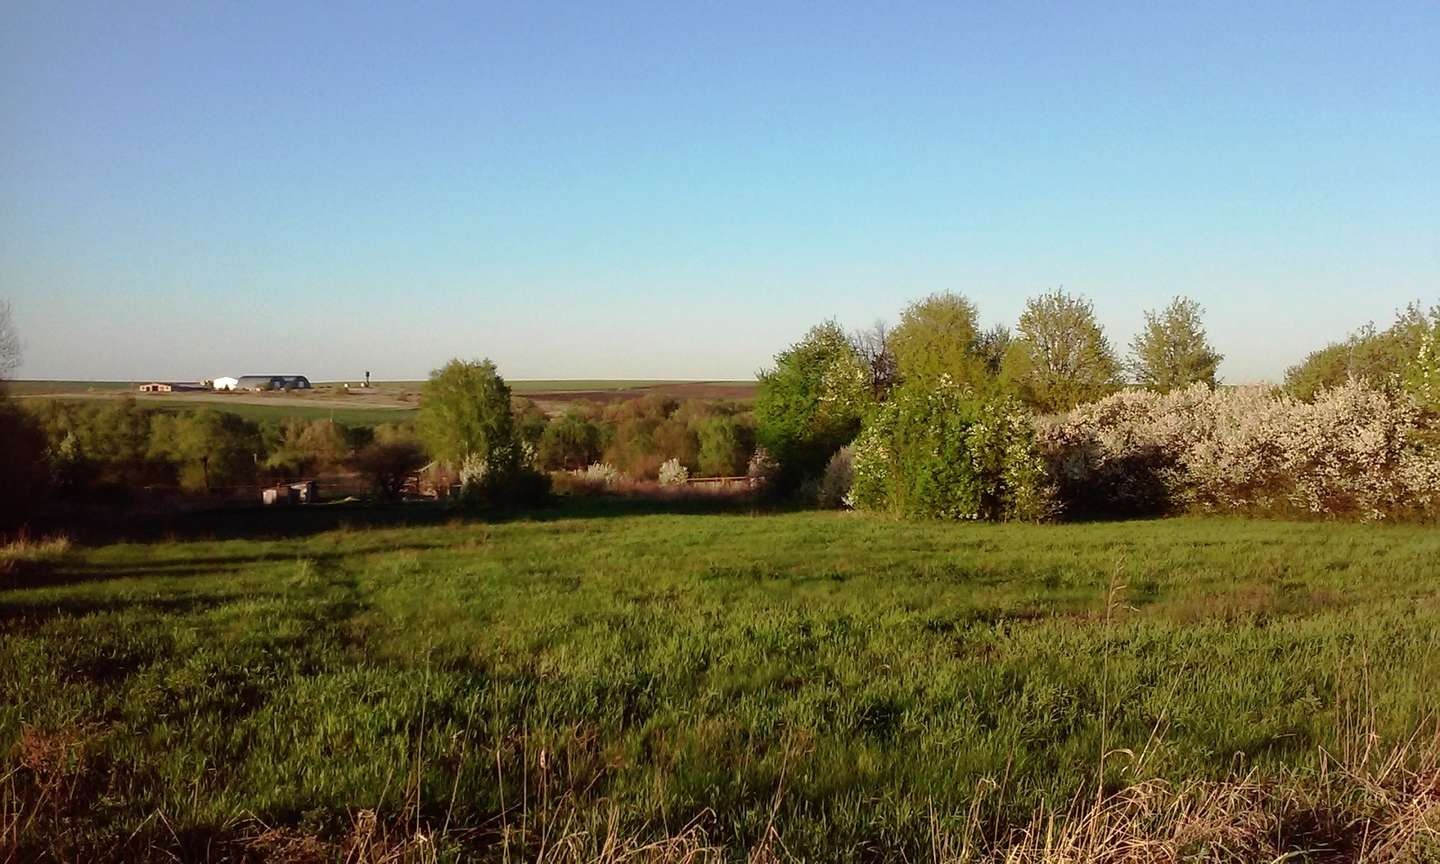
0,533 -> 70,574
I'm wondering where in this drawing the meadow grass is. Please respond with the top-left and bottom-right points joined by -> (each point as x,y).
3,507 -> 1439,860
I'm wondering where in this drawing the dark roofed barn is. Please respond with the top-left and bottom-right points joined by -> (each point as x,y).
235,375 -> 312,391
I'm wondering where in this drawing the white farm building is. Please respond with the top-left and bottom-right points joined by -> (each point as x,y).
212,376 -> 240,391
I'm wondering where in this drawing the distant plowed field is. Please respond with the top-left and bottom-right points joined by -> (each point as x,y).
9,379 -> 757,422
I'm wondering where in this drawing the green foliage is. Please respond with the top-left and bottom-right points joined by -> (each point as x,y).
888,292 -> 992,391
416,358 -> 517,472
755,321 -> 870,488
263,418 -> 350,476
511,397 -> 550,446
1285,303 -> 1435,401
414,360 -> 551,508
1403,307 -> 1440,414
4,512 -> 1438,859
0,392 -> 48,530
695,415 -> 753,476
851,378 -> 1053,521
146,409 -> 261,491
351,437 -> 427,500
538,412 -> 604,470
1129,296 -> 1223,392
975,324 -> 1012,376
1004,289 -> 1122,412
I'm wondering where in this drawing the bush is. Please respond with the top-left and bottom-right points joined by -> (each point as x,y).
1041,380 -> 1440,520
657,458 -> 689,486
851,378 -> 1055,521
552,462 -> 629,496
351,438 -> 427,500
816,446 -> 854,509
0,394 -> 49,531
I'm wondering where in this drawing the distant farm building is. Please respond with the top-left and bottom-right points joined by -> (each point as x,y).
212,376 -> 240,391
137,382 -> 207,393
234,375 -> 312,391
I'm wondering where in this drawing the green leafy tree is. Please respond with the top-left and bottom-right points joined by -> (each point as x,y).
264,418 -> 350,476
888,292 -> 992,391
351,437 -> 427,500
417,359 -> 517,470
416,358 -> 547,505
538,413 -> 604,470
1004,289 -> 1122,412
695,415 -> 754,476
754,321 -> 870,489
1286,303 -> 1435,400
1129,296 -> 1223,392
147,409 -> 261,492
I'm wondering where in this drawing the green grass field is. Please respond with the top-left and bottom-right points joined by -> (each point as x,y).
4,506 -> 1439,860
136,399 -> 419,425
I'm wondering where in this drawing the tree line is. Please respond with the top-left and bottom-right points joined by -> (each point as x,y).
1,291 -> 1437,530
754,289 -> 1440,510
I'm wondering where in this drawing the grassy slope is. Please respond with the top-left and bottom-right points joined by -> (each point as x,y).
3,508 -> 1439,859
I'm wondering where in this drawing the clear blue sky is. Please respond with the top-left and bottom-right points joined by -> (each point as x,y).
2,1 -> 1436,383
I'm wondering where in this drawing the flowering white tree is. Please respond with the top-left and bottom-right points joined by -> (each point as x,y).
1041,380 -> 1440,520
657,458 -> 689,486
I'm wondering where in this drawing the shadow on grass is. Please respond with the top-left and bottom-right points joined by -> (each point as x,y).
0,592 -> 229,630
0,539 -> 461,591
29,492 -> 793,547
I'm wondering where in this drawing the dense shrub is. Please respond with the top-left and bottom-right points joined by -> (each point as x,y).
851,378 -> 1054,521
0,393 -> 49,531
1041,380 -> 1440,520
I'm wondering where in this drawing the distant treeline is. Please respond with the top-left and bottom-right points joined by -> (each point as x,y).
1,290 -> 1437,529
0,389 -> 757,506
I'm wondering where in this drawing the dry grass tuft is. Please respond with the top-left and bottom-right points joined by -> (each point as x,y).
0,533 -> 71,573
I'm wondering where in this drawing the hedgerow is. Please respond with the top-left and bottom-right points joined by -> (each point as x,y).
1041,379 -> 1440,520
